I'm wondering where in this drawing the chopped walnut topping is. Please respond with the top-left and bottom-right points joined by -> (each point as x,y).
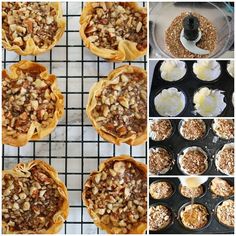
150,181 -> 173,199
92,71 -> 146,139
2,166 -> 64,232
180,204 -> 209,229
85,2 -> 147,51
210,177 -> 234,197
149,205 -> 172,231
2,2 -> 58,49
216,199 -> 234,227
180,185 -> 204,198
149,147 -> 174,175
84,160 -> 147,234
2,71 -> 56,138
216,144 -> 234,175
180,119 -> 206,140
179,147 -> 208,175
149,119 -> 173,141
213,119 -> 234,140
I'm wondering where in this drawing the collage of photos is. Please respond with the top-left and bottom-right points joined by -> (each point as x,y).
1,1 -> 235,235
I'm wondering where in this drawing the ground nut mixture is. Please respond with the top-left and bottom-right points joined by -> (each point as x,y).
210,177 -> 234,197
180,185 -> 204,199
149,205 -> 172,231
92,72 -> 146,139
179,148 -> 208,175
180,119 -> 206,140
149,147 -> 174,175
2,166 -> 64,232
84,161 -> 147,234
165,12 -> 217,58
216,144 -> 234,175
180,204 -> 209,229
216,199 -> 234,227
2,2 -> 59,49
149,119 -> 173,141
2,71 -> 56,138
212,119 -> 234,140
85,2 -> 147,50
150,181 -> 173,199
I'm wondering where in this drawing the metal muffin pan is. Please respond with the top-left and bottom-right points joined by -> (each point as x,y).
149,177 -> 234,234
149,119 -> 234,175
149,60 -> 234,117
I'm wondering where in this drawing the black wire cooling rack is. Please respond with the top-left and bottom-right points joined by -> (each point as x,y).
2,2 -> 147,234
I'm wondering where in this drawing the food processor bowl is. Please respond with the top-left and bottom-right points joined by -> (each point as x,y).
150,2 -> 234,58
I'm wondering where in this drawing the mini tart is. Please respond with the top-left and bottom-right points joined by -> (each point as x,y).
80,2 -> 147,61
180,185 -> 204,199
212,119 -> 234,140
2,160 -> 69,234
86,65 -> 147,146
2,60 -> 64,147
2,2 -> 65,56
83,155 -> 147,234
210,177 -> 234,197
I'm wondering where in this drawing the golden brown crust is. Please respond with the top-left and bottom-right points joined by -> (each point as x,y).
2,2 -> 65,56
2,160 -> 69,234
80,2 -> 147,61
83,155 -> 147,234
86,65 -> 147,146
2,60 -> 64,147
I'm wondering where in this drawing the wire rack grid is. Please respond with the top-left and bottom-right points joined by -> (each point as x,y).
2,2 -> 147,234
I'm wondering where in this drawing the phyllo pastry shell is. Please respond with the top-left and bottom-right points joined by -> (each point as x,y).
83,155 -> 147,234
80,2 -> 147,61
2,2 -> 65,55
86,65 -> 147,146
2,60 -> 64,147
2,160 -> 69,234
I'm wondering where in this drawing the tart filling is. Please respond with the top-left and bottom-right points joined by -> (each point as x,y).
150,181 -> 173,199
180,185 -> 204,199
210,177 -> 234,197
83,155 -> 147,234
2,2 -> 65,55
86,65 -> 147,146
2,60 -> 64,147
212,119 -> 234,140
215,143 -> 234,176
149,147 -> 174,175
149,119 -> 173,141
80,2 -> 147,61
2,160 -> 69,234
179,119 -> 206,140
149,205 -> 172,231
179,147 -> 208,175
180,204 -> 209,229
216,199 -> 234,228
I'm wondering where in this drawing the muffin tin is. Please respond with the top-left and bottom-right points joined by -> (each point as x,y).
149,60 -> 234,117
149,177 -> 234,234
149,119 -> 234,175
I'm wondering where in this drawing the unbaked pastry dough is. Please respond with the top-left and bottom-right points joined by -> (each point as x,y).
2,160 -> 69,234
80,2 -> 147,61
2,60 -> 64,147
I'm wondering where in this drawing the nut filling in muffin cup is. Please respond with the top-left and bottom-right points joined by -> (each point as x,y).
149,204 -> 174,231
210,177 -> 234,197
215,199 -> 234,228
179,119 -> 207,141
212,119 -> 234,140
178,147 -> 209,175
179,203 -> 211,231
179,184 -> 205,199
149,147 -> 175,175
150,180 -> 175,200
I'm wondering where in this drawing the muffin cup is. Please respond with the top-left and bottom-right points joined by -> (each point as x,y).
178,183 -> 207,199
226,61 -> 234,79
178,202 -> 212,232
211,119 -> 234,141
209,178 -> 234,198
150,179 -> 176,200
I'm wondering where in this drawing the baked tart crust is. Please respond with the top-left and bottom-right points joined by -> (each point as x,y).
2,2 -> 65,55
83,155 -> 147,234
2,160 -> 69,234
2,60 -> 64,147
86,65 -> 147,146
80,2 -> 147,61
